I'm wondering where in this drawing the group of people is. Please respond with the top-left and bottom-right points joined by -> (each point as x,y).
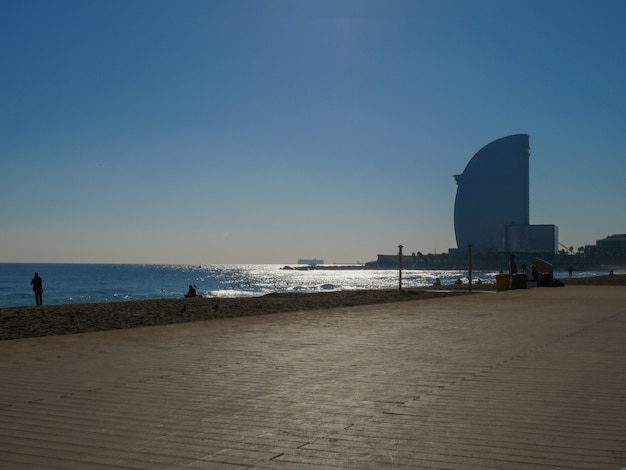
509,254 -> 541,281
432,277 -> 463,286
432,277 -> 482,286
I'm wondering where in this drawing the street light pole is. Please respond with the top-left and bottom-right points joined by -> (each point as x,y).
468,244 -> 473,293
398,244 -> 403,291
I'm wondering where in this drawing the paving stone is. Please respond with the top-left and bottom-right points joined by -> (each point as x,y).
1,286 -> 625,469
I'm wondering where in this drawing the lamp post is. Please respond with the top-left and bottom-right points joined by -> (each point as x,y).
467,244 -> 473,293
398,244 -> 403,291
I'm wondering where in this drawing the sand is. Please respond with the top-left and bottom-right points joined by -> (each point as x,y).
1,274 -> 623,341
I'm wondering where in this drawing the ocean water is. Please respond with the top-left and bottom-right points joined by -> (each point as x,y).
0,263 -> 604,308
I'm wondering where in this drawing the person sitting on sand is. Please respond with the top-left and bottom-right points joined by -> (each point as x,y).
609,269 -> 615,276
433,277 -> 441,286
185,285 -> 197,298
454,278 -> 462,285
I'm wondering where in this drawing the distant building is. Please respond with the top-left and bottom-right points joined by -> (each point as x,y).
452,134 -> 557,254
595,234 -> 626,252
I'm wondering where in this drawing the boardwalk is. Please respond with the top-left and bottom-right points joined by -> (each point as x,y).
1,286 -> 625,469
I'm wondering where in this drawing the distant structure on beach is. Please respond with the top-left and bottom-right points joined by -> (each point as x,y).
297,258 -> 324,265
451,134 -> 558,254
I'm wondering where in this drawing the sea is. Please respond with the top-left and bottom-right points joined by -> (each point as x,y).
0,263 -> 607,309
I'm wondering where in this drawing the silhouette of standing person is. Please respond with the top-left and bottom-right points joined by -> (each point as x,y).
509,253 -> 518,275
31,272 -> 43,306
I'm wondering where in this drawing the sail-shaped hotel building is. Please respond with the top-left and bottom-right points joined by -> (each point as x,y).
453,134 -> 557,253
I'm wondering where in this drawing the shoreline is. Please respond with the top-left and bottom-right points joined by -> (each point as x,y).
0,287 -> 472,341
1,275 -> 623,341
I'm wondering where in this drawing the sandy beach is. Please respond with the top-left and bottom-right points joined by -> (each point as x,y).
1,274 -> 623,341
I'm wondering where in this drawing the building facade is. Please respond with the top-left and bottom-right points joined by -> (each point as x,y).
453,134 -> 557,253
595,234 -> 626,252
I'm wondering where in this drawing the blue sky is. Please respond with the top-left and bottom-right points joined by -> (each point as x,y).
2,0 -> 625,264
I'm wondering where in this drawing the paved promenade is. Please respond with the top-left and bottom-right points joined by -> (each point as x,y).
1,286 -> 625,469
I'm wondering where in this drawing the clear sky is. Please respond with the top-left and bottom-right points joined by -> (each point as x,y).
2,0 -> 625,265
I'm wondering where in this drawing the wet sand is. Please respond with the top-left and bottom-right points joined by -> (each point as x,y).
1,274 -> 623,341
